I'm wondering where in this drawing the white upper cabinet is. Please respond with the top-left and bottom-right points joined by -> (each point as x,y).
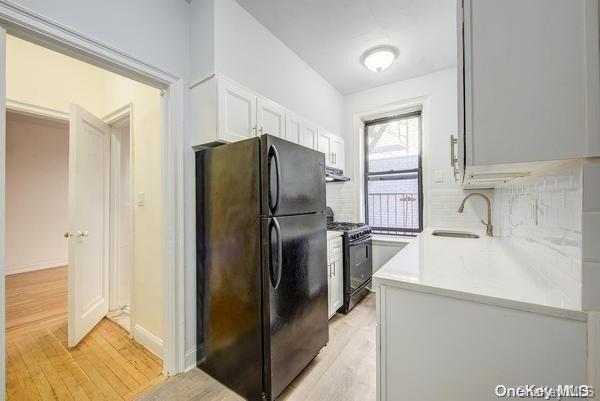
301,122 -> 318,150
191,76 -> 258,146
286,113 -> 302,144
317,131 -> 333,166
459,0 -> 600,173
218,79 -> 257,143
257,97 -> 286,138
190,74 -> 347,170
318,130 -> 345,170
332,135 -> 345,171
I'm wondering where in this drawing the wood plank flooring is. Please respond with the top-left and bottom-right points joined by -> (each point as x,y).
140,293 -> 376,401
6,266 -> 68,331
5,266 -> 166,401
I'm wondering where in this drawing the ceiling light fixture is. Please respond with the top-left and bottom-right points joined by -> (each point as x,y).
361,46 -> 399,72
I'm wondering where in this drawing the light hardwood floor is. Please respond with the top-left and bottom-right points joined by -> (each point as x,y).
5,266 -> 166,401
140,293 -> 376,401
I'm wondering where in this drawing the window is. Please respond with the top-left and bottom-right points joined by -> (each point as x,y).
364,111 -> 423,234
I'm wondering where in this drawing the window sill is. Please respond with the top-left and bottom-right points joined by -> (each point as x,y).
372,234 -> 416,246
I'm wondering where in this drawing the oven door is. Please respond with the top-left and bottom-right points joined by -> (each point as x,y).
347,237 -> 372,293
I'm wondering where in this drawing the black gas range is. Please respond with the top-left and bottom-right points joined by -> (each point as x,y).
326,208 -> 373,314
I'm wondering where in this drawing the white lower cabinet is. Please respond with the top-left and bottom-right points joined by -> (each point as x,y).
327,236 -> 344,319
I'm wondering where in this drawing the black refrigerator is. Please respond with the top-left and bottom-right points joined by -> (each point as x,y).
196,134 -> 329,401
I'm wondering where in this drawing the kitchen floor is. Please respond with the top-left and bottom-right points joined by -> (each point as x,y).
140,293 -> 376,401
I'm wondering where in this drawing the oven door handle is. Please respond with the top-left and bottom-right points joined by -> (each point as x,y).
349,236 -> 371,247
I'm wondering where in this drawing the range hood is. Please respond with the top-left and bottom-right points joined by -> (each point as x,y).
325,166 -> 350,182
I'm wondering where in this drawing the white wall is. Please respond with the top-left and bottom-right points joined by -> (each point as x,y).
102,69 -> 165,347
10,0 -> 190,79
5,113 -> 68,274
190,0 -> 345,134
336,68 -> 492,230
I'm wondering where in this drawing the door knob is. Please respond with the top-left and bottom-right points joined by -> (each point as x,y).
64,231 -> 73,239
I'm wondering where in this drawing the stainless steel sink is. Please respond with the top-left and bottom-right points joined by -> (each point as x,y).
432,230 -> 480,239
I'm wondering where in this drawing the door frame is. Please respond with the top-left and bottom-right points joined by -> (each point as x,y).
0,4 -> 186,391
105,104 -> 134,331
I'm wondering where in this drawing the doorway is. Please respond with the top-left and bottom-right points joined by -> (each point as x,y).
0,9 -> 186,396
3,34 -> 168,400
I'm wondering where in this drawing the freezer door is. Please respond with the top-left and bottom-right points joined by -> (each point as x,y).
262,213 -> 328,400
261,135 -> 326,217
196,138 -> 265,401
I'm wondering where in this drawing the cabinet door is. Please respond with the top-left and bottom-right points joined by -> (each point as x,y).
463,0 -> 599,164
286,113 -> 302,144
331,135 -> 345,171
301,122 -> 318,150
257,97 -> 286,138
317,131 -> 333,166
330,239 -> 344,313
217,80 -> 257,143
327,258 -> 334,318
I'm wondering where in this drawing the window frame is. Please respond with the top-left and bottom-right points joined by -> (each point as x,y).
363,111 -> 424,234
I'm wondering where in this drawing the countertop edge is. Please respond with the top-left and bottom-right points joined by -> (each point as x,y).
372,276 -> 588,323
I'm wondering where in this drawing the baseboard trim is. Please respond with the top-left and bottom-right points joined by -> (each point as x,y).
184,345 -> 198,372
133,324 -> 163,359
5,258 -> 67,275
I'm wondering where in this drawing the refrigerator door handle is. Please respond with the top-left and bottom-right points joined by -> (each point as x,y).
268,144 -> 281,214
270,217 -> 283,289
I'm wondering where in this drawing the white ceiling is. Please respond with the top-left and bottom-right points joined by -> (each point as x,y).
235,0 -> 457,95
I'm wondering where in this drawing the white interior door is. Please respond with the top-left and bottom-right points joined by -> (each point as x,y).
68,104 -> 110,347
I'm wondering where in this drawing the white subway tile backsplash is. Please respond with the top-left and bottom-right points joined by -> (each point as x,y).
326,181 -> 356,222
427,189 -> 494,230
493,164 -> 583,309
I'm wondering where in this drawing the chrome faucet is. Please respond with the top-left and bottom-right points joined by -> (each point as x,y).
458,193 -> 493,236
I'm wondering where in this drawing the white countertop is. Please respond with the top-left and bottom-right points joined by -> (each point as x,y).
327,230 -> 343,240
373,228 -> 586,321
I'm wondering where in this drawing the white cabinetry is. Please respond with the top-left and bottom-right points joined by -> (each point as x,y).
457,0 -> 600,187
191,74 -> 345,164
332,135 -> 345,171
318,131 -> 345,170
286,113 -> 302,144
191,76 -> 258,146
376,285 -> 587,401
301,122 -> 318,150
327,235 -> 344,319
257,97 -> 286,138
286,114 -> 318,149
